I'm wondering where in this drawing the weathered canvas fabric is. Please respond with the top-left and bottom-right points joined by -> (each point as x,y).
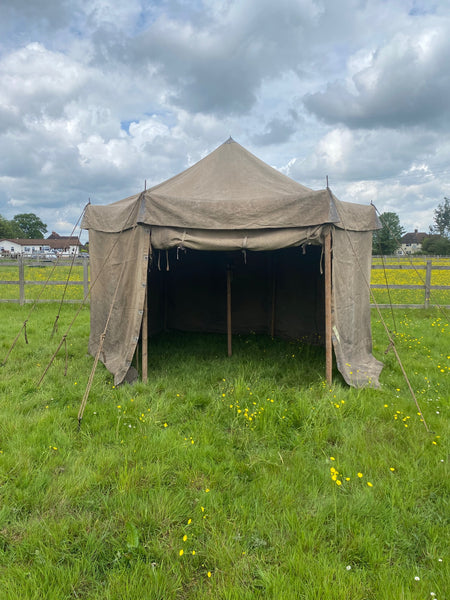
82,138 -> 383,387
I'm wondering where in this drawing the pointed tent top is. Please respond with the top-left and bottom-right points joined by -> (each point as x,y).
82,139 -> 380,233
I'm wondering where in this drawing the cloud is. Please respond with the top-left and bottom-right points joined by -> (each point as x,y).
304,23 -> 450,128
251,117 -> 298,146
123,0 -> 323,115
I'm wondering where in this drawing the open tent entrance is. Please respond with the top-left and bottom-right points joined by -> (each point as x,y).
145,244 -> 326,354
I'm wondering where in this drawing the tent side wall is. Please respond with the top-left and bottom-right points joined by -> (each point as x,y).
88,226 -> 150,385
331,228 -> 383,386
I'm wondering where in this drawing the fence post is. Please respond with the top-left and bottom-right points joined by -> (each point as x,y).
83,256 -> 89,299
424,260 -> 432,308
18,255 -> 25,306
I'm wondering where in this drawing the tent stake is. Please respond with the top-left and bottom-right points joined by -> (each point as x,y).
324,231 -> 332,384
142,284 -> 148,383
227,266 -> 232,357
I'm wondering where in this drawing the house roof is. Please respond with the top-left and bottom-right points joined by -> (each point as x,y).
401,231 -> 428,244
0,237 -> 80,248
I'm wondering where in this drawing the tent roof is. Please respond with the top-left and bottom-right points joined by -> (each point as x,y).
82,138 -> 379,233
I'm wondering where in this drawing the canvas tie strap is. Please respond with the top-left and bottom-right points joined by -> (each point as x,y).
241,236 -> 248,264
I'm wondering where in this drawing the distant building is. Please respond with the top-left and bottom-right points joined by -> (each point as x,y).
0,232 -> 81,257
397,229 -> 428,255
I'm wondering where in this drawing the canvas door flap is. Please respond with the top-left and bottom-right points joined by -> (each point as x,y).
331,228 -> 383,387
88,226 -> 150,384
150,226 -> 326,251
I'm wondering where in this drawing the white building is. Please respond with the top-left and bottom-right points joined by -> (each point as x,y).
0,233 -> 81,257
397,230 -> 428,255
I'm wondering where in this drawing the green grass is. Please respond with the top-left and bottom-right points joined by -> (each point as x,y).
0,304 -> 448,599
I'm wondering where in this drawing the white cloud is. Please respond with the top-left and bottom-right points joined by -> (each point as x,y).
304,22 -> 450,128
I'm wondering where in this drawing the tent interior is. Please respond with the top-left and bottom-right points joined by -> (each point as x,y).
147,245 -> 325,342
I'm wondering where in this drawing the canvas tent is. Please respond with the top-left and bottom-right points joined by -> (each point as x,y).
81,138 -> 383,388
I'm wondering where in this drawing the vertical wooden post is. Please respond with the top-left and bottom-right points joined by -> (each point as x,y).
18,255 -> 25,306
142,284 -> 148,382
270,255 -> 276,338
424,259 -> 432,309
227,266 -> 232,357
324,231 -> 332,385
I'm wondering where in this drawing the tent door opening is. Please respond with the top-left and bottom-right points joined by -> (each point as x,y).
140,244 -> 329,375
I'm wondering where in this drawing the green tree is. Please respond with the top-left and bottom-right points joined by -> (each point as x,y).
0,214 -> 25,238
12,213 -> 47,239
421,234 -> 450,255
372,211 -> 405,255
432,197 -> 450,239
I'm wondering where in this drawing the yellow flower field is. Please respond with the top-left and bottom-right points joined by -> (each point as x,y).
0,261 -> 88,302
371,256 -> 450,306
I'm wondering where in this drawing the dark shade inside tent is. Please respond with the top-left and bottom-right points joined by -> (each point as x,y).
147,246 -> 325,341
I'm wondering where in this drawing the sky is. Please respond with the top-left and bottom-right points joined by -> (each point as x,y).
1,0 -> 450,242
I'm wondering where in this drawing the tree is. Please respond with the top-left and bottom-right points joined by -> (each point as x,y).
12,213 -> 47,239
0,214 -> 25,238
432,197 -> 450,239
421,234 -> 450,255
372,211 -> 405,255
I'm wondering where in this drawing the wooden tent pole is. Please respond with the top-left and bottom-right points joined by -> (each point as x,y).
227,266 -> 232,357
270,255 -> 276,338
142,284 -> 148,383
324,230 -> 332,385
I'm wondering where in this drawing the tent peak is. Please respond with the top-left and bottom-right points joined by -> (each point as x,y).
224,136 -> 235,144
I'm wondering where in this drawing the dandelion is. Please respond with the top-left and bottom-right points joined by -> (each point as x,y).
357,472 -> 363,478
346,565 -> 351,570
187,519 -> 192,525
367,482 -> 373,487
390,467 -> 395,472
164,423 -> 168,427
414,576 -> 420,581
330,456 -> 335,461
207,571 -> 212,578
183,534 -> 187,542
192,550 -> 196,555
179,549 -> 184,556
205,488 -> 210,493
336,480 -> 342,486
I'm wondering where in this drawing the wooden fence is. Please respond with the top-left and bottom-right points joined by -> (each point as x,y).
0,256 -> 89,304
370,260 -> 450,309
0,256 -> 449,309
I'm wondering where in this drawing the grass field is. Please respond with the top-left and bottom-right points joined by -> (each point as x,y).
0,300 -> 448,599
